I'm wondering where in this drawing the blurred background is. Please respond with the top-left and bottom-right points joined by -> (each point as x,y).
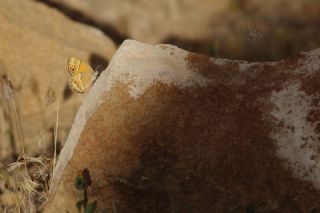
0,0 -> 319,211
39,0 -> 320,61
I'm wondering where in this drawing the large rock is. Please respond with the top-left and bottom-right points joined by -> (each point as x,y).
45,40 -> 320,212
0,0 -> 116,159
41,0 -> 320,61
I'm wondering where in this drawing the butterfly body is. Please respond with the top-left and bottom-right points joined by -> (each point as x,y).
68,57 -> 96,93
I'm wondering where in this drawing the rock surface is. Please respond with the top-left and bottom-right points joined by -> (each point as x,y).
45,40 -> 320,212
42,0 -> 320,61
0,0 -> 116,159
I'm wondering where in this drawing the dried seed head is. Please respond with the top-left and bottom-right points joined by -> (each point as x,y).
2,75 -> 14,101
45,87 -> 56,106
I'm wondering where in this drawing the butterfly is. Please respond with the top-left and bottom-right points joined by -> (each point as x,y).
67,57 -> 96,93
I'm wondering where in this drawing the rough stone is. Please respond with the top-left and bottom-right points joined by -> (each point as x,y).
41,0 -> 320,61
0,0 -> 116,158
45,40 -> 320,212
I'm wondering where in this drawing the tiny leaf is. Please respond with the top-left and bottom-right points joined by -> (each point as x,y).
84,201 -> 97,213
76,200 -> 83,212
75,175 -> 86,190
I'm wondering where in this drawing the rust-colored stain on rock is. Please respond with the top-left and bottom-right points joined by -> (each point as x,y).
47,49 -> 320,212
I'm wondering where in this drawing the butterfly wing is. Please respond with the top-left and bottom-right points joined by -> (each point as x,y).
69,73 -> 85,93
67,57 -> 95,93
78,60 -> 94,74
68,57 -> 81,76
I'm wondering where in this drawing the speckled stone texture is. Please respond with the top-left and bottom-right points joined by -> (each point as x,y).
45,40 -> 320,212
0,0 -> 116,156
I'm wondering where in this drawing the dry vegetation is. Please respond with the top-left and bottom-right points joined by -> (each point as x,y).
0,77 -> 57,212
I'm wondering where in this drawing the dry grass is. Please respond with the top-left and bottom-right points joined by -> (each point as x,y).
1,155 -> 53,212
1,76 -> 24,156
0,77 -> 59,212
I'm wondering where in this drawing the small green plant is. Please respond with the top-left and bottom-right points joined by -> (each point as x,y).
74,168 -> 97,213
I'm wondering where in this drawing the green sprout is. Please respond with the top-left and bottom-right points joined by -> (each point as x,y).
74,168 -> 97,213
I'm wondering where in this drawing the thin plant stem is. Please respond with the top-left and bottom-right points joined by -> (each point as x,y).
53,100 -> 59,171
10,92 -> 24,155
2,77 -> 24,155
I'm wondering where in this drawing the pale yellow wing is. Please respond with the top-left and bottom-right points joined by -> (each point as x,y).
67,57 -> 95,93
68,57 -> 81,76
